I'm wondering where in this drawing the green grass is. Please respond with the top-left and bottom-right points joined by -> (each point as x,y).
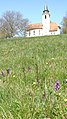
0,34 -> 67,119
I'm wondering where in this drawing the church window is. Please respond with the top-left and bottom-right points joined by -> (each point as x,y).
45,15 -> 46,19
39,30 -> 40,35
29,31 -> 30,36
54,32 -> 55,35
33,30 -> 35,35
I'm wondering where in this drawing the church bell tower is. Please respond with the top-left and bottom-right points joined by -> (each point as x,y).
42,4 -> 50,35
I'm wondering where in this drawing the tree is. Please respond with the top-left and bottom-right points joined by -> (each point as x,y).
62,13 -> 67,34
0,11 -> 29,38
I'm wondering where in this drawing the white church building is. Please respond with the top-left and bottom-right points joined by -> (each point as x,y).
26,4 -> 61,37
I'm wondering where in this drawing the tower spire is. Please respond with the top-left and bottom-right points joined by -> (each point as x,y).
43,4 -> 49,13
45,4 -> 48,11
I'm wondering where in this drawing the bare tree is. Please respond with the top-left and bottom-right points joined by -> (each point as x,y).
0,11 -> 29,38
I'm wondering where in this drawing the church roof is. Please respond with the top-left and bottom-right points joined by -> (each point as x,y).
49,22 -> 59,31
27,22 -> 59,31
27,23 -> 42,30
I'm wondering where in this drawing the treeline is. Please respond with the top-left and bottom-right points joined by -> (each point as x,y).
0,11 -> 29,38
62,13 -> 67,34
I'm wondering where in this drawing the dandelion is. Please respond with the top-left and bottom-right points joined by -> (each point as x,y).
65,79 -> 67,83
33,82 -> 36,85
59,93 -> 61,96
64,99 -> 67,102
46,62 -> 48,65
52,57 -> 54,60
13,75 -> 15,78
54,80 -> 60,91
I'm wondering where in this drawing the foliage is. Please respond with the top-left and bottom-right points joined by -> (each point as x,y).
0,11 -> 29,38
62,13 -> 67,34
0,34 -> 67,119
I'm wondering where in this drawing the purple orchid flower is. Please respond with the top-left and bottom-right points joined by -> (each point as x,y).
7,69 -> 10,74
28,67 -> 31,72
54,80 -> 60,91
1,71 -> 5,77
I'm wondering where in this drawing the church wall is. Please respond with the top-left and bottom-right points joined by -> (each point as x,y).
49,29 -> 60,35
26,29 -> 43,37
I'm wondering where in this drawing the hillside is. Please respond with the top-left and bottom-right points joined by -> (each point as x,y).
0,34 -> 67,119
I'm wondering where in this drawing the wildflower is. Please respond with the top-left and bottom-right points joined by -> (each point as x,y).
59,93 -> 61,96
28,67 -> 31,72
52,57 -> 54,60
33,82 -> 36,85
13,75 -> 15,78
7,69 -> 10,74
43,90 -> 46,98
1,71 -> 5,77
64,99 -> 67,102
46,62 -> 48,65
0,79 -> 1,81
54,80 -> 60,91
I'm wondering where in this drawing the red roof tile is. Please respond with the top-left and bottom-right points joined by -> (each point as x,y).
27,22 -> 59,31
49,22 -> 59,31
27,23 -> 42,30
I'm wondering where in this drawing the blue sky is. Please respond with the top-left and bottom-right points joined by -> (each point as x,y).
0,0 -> 67,26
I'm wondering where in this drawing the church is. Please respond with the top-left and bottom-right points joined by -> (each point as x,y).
26,4 -> 61,37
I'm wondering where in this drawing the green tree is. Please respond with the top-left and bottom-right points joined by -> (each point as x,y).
62,13 -> 67,34
0,11 -> 29,38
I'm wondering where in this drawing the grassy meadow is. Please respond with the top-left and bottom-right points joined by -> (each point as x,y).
0,34 -> 67,119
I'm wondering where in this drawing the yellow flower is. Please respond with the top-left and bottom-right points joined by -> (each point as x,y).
46,62 -> 48,65
13,75 -> 15,78
33,82 -> 36,85
64,99 -> 67,102
52,57 -> 54,60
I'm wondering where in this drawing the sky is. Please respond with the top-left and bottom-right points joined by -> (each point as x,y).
0,0 -> 67,26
